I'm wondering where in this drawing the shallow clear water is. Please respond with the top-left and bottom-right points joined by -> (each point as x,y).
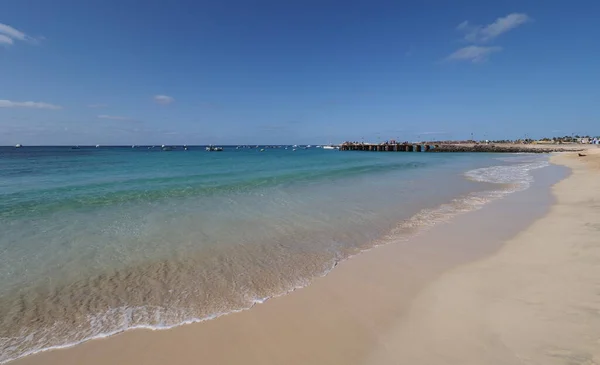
0,146 -> 550,363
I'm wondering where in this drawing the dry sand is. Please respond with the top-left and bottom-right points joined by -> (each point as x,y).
11,148 -> 600,365
368,148 -> 600,365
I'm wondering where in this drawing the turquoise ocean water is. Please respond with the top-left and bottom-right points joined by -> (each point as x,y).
0,146 -> 550,363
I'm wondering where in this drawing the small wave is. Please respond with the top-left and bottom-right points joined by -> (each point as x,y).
465,158 -> 549,189
0,258 -> 342,365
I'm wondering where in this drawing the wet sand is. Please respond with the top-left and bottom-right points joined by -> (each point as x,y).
11,149 -> 599,365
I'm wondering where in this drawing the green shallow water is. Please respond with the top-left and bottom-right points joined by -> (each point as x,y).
0,146 -> 549,363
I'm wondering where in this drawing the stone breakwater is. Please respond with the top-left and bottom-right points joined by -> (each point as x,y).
430,144 -> 584,153
339,143 -> 585,153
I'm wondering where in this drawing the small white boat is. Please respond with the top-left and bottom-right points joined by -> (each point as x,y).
306,145 -> 311,148
96,144 -> 100,148
15,144 -> 22,148
323,145 -> 338,150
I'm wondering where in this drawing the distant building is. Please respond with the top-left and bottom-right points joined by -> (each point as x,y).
578,137 -> 590,144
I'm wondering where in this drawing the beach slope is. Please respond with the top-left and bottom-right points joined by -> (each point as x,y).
368,149 -> 600,364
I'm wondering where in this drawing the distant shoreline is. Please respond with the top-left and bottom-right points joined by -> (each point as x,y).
340,142 -> 588,153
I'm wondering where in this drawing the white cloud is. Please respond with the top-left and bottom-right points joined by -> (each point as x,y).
0,34 -> 14,45
447,46 -> 502,63
153,95 -> 174,105
97,115 -> 138,122
457,21 -> 470,31
458,13 -> 530,43
0,99 -> 62,109
0,22 -> 38,46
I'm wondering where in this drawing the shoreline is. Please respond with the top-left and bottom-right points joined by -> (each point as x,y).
367,149 -> 600,364
0,154 -> 544,363
8,153 -> 581,365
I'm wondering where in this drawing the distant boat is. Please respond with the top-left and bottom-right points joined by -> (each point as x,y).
132,145 -> 136,148
206,146 -> 223,151
323,145 -> 338,150
71,146 -> 81,150
15,144 -> 22,148
306,145 -> 311,148
95,144 -> 100,148
162,146 -> 173,151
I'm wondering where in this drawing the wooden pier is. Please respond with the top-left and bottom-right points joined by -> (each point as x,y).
339,143 -> 584,153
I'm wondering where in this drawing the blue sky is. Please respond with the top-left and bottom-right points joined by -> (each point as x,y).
1,0 -> 599,145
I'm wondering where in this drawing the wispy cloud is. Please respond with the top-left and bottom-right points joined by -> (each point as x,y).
0,34 -> 13,45
457,13 -> 530,43
87,103 -> 108,108
447,45 -> 502,63
97,114 -> 138,122
0,22 -> 39,46
0,99 -> 62,109
153,95 -> 174,105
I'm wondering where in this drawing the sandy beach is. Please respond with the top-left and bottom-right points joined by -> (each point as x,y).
368,148 -> 600,365
10,148 -> 600,365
